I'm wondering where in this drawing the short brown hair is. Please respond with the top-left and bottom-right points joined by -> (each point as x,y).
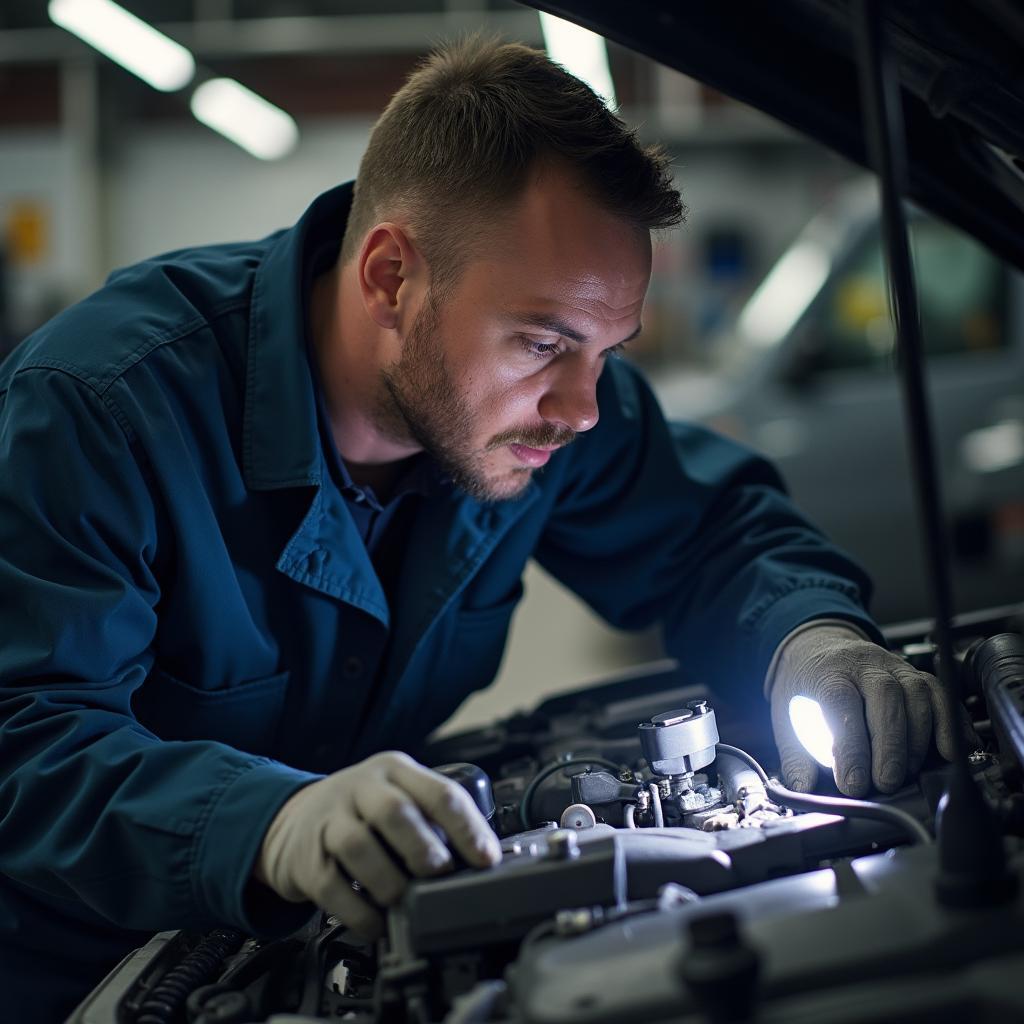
340,34 -> 685,295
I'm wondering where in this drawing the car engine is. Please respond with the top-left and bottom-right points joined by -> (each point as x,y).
67,607 -> 1024,1024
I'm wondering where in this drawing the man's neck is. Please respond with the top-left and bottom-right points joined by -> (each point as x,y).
344,456 -> 416,504
308,262 -> 422,469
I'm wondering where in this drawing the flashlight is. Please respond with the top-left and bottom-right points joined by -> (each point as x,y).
788,695 -> 835,768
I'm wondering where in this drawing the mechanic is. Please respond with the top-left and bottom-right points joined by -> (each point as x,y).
0,36 -> 962,1021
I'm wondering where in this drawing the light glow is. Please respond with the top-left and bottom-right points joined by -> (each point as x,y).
961,420 -> 1024,475
789,695 -> 835,768
539,12 -> 617,110
738,241 -> 831,348
48,0 -> 195,92
190,78 -> 299,161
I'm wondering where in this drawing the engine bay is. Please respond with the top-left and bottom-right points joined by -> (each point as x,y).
69,609 -> 1024,1024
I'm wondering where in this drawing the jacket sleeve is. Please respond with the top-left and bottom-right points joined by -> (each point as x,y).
534,359 -> 885,701
0,366 -> 318,935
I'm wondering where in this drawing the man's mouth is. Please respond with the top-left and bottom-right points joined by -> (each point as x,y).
507,443 -> 560,467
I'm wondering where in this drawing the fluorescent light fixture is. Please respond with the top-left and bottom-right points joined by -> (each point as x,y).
789,695 -> 835,768
539,12 -> 617,110
190,78 -> 299,161
738,240 -> 831,348
961,420 -> 1024,474
48,0 -> 195,92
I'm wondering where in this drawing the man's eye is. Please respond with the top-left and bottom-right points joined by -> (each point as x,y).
518,336 -> 561,360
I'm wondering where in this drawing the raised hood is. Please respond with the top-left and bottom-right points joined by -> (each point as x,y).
528,0 -> 1024,272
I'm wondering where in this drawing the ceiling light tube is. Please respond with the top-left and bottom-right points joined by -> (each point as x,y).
190,78 -> 299,161
48,0 -> 195,92
539,12 -> 617,110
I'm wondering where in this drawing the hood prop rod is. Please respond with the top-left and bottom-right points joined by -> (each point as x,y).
853,0 -> 1014,906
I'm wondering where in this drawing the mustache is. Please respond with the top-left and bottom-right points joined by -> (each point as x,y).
486,425 -> 577,451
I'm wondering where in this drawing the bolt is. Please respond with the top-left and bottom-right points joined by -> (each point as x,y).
546,829 -> 580,861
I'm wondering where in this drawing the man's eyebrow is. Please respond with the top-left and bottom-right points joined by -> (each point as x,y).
507,311 -> 643,347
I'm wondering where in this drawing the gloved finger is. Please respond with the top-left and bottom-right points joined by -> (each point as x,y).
861,670 -> 907,793
389,758 -> 501,869
814,675 -> 871,797
322,816 -> 409,907
769,686 -> 820,793
310,861 -> 384,939
895,670 -> 933,777
352,781 -> 453,878
928,682 -> 982,762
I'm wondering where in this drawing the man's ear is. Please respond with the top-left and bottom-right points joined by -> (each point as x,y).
357,223 -> 423,330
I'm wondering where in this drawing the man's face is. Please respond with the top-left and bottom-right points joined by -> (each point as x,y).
375,166 -> 652,502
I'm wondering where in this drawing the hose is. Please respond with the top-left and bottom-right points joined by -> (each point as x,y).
647,781 -> 665,828
714,743 -> 932,846
134,929 -> 242,1024
623,803 -> 637,828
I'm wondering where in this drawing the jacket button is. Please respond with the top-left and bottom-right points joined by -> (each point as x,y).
342,656 -> 364,679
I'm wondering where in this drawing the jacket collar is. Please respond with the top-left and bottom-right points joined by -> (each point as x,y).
243,182 -> 355,491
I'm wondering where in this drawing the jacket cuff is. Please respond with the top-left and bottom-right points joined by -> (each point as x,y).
749,587 -> 884,701
761,618 -> 871,699
193,758 -> 323,936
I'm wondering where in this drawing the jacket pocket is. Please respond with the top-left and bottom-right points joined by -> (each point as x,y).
132,667 -> 290,757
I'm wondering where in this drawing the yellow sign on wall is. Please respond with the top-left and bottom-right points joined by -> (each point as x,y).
6,200 -> 49,266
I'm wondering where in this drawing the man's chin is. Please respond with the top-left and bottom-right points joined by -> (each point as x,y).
457,466 -> 534,503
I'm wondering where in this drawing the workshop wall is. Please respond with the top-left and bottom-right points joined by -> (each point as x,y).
0,113 -> 855,733
0,24 -> 859,736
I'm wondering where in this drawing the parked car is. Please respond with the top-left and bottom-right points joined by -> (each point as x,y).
653,179 -> 1024,624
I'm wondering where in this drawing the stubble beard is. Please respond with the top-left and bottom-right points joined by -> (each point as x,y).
374,292 -> 536,502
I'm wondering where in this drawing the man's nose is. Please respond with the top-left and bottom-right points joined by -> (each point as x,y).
537,359 -> 600,434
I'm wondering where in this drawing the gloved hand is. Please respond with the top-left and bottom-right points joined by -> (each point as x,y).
253,750 -> 502,937
768,623 -> 974,797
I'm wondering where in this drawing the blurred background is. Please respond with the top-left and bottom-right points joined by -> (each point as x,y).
2,1 -> 1022,733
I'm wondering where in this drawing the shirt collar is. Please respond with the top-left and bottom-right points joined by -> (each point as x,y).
245,180 -> 451,505
243,181 -> 355,491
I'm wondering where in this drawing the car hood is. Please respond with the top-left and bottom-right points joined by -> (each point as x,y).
527,0 -> 1024,273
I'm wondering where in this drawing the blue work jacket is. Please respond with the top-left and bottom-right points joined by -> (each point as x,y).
0,182 -> 880,1020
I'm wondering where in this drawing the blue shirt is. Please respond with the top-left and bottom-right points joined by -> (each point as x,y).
0,182 -> 881,1020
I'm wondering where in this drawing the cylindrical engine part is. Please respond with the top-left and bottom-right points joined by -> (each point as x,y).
715,752 -> 766,805
967,633 -> 1024,769
638,700 -> 719,776
434,762 -> 496,821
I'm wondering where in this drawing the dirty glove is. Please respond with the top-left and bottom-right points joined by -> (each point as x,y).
767,622 -> 972,798
253,750 -> 502,937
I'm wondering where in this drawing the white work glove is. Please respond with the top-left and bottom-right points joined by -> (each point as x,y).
767,622 -> 975,797
253,751 -> 502,937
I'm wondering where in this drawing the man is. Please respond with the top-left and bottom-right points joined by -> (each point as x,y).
0,37 -> 958,1020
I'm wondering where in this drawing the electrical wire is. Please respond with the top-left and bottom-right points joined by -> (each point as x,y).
518,756 -> 622,829
714,743 -> 932,846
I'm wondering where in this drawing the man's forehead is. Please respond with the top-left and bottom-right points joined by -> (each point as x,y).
480,164 -> 653,290
490,256 -> 648,319
468,236 -> 648,328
